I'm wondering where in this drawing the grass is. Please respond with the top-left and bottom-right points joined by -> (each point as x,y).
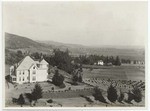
82,65 -> 145,81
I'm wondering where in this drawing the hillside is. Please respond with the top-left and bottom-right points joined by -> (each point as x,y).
5,33 -> 145,60
5,33 -> 53,54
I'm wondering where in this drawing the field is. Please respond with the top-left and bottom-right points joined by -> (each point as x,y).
82,64 -> 145,81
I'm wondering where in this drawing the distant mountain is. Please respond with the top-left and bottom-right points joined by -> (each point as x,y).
5,33 -> 145,60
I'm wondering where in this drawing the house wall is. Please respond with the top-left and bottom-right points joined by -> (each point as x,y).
29,65 -> 37,83
16,70 -> 29,84
36,69 -> 48,82
29,64 -> 48,83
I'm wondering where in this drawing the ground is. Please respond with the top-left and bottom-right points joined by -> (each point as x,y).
5,64 -> 145,107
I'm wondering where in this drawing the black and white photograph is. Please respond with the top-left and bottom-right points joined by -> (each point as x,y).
3,1 -> 147,108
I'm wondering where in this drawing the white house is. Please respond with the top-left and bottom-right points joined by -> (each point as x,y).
97,60 -> 104,66
10,56 -> 49,84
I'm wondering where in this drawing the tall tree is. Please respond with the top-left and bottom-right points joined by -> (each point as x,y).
31,83 -> 43,104
114,56 -> 121,66
52,69 -> 65,87
107,85 -> 118,103
132,87 -> 142,103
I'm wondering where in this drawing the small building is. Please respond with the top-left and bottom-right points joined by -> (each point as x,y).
97,60 -> 104,66
9,56 -> 49,84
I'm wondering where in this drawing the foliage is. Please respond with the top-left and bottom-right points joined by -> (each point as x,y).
25,93 -> 33,103
44,49 -> 74,74
47,99 -> 53,103
114,56 -> 121,66
31,52 -> 42,60
125,90 -> 134,103
72,68 -> 83,84
31,83 -> 43,101
52,69 -> 65,87
5,75 -> 11,83
132,87 -> 142,103
5,49 -> 25,65
18,94 -> 25,107
78,75 -> 83,82
74,54 -> 122,66
93,87 -> 107,103
118,90 -> 124,103
107,85 -> 118,103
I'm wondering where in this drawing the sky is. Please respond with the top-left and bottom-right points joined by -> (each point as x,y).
3,1 -> 147,47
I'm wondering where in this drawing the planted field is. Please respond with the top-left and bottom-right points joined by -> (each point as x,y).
82,65 -> 145,81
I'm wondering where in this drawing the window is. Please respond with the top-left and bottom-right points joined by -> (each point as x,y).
32,76 -> 36,81
19,71 -> 21,75
23,71 -> 24,75
33,70 -> 36,74
22,77 -> 24,81
13,78 -> 16,81
33,66 -> 35,69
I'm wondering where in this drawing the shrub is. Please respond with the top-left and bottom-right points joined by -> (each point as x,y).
118,91 -> 124,103
25,93 -> 32,104
47,99 -> 53,103
125,91 -> 134,103
78,75 -> 83,82
132,87 -> 142,103
52,70 -> 65,87
18,94 -> 25,107
31,83 -> 43,102
107,85 -> 118,103
59,83 -> 66,88
93,87 -> 107,103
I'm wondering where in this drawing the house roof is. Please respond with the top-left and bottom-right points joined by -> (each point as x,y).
40,59 -> 49,65
16,56 -> 49,70
16,56 -> 35,70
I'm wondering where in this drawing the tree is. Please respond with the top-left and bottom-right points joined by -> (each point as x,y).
114,56 -> 121,66
72,74 -> 78,82
52,49 -> 74,73
93,87 -> 107,103
107,85 -> 118,103
31,83 -> 43,104
17,50 -> 23,58
18,94 -> 25,107
52,69 -> 65,87
78,75 -> 83,82
132,87 -> 142,103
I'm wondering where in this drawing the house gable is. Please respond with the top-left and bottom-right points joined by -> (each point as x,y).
16,56 -> 35,70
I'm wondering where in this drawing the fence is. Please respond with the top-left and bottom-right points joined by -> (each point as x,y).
42,88 -> 94,99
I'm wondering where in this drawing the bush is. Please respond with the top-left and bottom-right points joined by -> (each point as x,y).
78,75 -> 82,82
118,91 -> 124,103
93,87 -> 107,103
59,83 -> 66,88
31,83 -> 43,101
25,93 -> 32,103
132,87 -> 142,103
52,70 -> 65,87
125,91 -> 134,103
47,99 -> 53,103
107,85 -> 118,103
18,94 -> 25,107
